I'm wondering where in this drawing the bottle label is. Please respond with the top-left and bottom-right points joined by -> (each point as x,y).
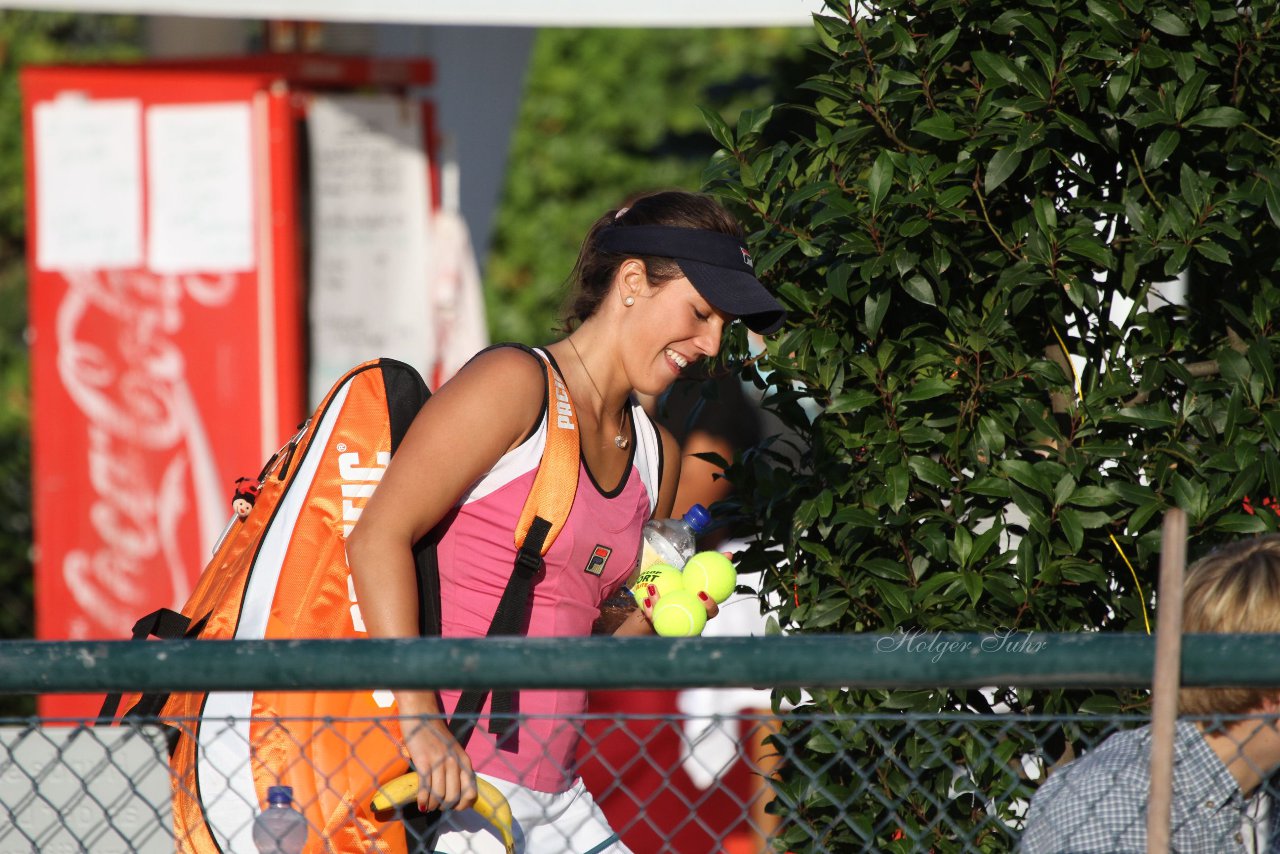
638,541 -> 663,573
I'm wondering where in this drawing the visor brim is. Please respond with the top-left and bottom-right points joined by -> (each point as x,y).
678,259 -> 787,335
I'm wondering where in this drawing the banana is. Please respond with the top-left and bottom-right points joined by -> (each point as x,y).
371,771 -> 516,854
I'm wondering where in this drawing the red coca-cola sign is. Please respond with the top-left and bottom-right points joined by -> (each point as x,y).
24,66 -> 305,718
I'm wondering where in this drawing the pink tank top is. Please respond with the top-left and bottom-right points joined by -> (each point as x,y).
434,361 -> 662,792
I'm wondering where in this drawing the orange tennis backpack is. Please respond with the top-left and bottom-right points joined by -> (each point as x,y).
103,348 -> 580,853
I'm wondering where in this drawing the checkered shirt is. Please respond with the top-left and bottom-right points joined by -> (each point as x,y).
1019,720 -> 1271,853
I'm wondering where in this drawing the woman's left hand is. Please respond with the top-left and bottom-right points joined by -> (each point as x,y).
638,583 -> 721,623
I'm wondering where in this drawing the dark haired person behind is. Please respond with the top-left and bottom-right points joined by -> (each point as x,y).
1019,535 -> 1280,853
580,364 -> 775,853
347,190 -> 786,853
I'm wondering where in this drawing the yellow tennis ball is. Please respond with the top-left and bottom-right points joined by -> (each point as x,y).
631,563 -> 684,601
651,589 -> 708,637
682,551 -> 737,604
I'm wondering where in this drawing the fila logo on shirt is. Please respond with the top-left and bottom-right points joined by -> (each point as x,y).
584,545 -> 612,576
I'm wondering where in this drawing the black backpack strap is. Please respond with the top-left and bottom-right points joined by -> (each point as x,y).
369,361 -> 441,853
446,516 -> 553,745
401,349 -> 538,851
484,521 -> 549,735
122,612 -> 210,728
442,344 -> 579,744
132,608 -> 191,641
393,344 -> 573,854
97,608 -> 193,722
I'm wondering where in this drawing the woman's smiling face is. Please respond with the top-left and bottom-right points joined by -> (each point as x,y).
621,271 -> 731,396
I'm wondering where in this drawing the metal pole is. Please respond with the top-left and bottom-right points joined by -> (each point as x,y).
1147,508 -> 1187,854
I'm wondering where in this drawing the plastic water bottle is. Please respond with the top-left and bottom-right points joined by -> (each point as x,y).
252,785 -> 307,854
636,503 -> 712,571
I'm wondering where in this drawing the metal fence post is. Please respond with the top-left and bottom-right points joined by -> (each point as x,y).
1147,508 -> 1187,854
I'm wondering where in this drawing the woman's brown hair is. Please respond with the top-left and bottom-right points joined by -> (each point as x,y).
562,190 -> 743,328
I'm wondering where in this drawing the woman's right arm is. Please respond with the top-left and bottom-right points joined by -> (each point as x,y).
345,347 -> 546,813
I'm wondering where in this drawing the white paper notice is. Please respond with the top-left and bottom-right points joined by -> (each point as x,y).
146,102 -> 255,273
307,94 -> 433,404
33,97 -> 143,271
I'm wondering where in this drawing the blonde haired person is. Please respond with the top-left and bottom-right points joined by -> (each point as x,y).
1020,535 -> 1280,853
346,190 -> 786,853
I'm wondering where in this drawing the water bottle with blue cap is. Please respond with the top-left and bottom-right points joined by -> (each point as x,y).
252,785 -> 307,854
636,503 -> 711,572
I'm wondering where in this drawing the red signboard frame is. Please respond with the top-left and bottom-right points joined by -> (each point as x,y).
22,64 -> 304,719
23,55 -> 437,720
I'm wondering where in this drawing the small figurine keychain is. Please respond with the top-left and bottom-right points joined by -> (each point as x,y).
231,477 -> 261,520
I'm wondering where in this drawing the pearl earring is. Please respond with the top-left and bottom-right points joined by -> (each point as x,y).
623,296 -> 635,306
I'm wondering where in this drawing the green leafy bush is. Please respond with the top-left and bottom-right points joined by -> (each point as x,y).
704,0 -> 1280,848
0,13 -> 142,717
486,26 -> 812,343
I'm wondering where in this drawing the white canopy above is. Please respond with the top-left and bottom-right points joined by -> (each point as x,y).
2,0 -> 828,27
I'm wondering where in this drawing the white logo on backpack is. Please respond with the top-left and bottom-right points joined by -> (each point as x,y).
552,373 -> 577,431
339,449 -> 390,537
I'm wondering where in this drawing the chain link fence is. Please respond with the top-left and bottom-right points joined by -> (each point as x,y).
5,708 -> 1279,852
3,710 -> 781,853
2,634 -> 1278,852
5,711 -> 1274,850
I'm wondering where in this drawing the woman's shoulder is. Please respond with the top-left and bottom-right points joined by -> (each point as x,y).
433,345 -> 550,445
456,344 -> 548,384
440,345 -> 549,404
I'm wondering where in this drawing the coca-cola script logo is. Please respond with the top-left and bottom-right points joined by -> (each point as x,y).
56,269 -> 235,638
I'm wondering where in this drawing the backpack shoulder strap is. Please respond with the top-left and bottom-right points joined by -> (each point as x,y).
515,345 -> 580,557
447,343 -> 581,744
95,608 -> 192,721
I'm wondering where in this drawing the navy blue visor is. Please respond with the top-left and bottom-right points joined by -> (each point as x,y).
597,225 -> 786,334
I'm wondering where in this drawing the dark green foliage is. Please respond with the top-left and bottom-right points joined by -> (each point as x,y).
703,0 -> 1280,848
486,27 -> 813,343
0,13 -> 142,716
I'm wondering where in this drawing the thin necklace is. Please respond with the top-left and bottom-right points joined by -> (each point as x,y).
566,336 -> 629,450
